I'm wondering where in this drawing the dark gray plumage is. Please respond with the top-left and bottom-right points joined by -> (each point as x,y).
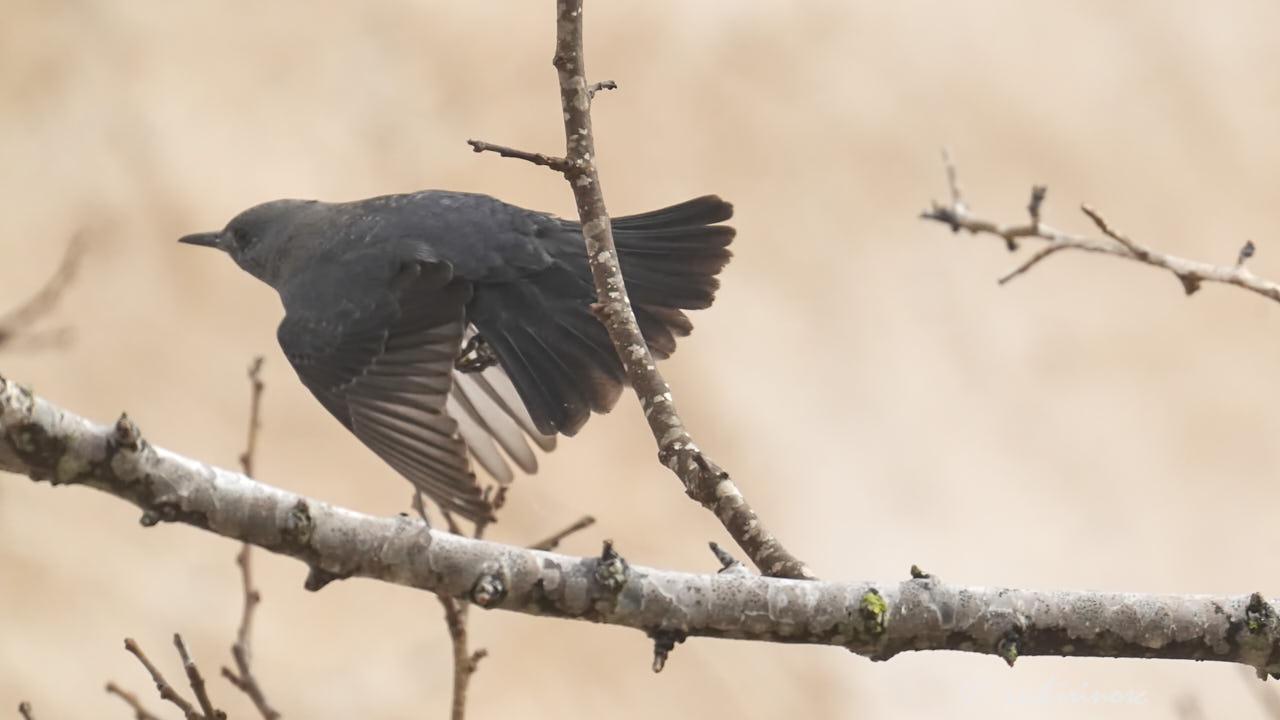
179,190 -> 734,522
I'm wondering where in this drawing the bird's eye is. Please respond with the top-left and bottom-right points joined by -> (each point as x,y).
229,226 -> 252,252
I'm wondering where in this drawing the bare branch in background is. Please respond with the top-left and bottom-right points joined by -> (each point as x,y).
3,380 -> 1280,673
468,0 -> 813,581
120,637 -> 207,719
173,634 -> 221,720
415,490 -> 487,720
920,150 -> 1280,301
105,683 -> 165,720
238,357 -> 265,478
16,702 -> 35,720
528,514 -> 596,552
221,545 -> 280,720
220,356 -> 281,719
0,236 -> 83,351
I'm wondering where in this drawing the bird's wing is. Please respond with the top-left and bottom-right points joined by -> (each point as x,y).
447,329 -> 556,486
276,258 -> 495,522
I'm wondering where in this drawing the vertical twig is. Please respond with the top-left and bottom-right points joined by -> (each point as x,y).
549,0 -> 812,579
415,491 -> 487,720
221,356 -> 281,719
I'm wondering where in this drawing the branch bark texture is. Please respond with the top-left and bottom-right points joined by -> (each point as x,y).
920,150 -> 1280,300
546,0 -> 812,580
4,376 -> 1280,673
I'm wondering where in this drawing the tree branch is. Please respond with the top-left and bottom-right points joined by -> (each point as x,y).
0,236 -> 82,352
4,377 -> 1280,672
468,0 -> 812,579
920,150 -> 1280,301
476,0 -> 814,579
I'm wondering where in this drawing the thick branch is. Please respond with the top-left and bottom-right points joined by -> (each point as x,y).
4,377 -> 1280,672
920,151 -> 1280,301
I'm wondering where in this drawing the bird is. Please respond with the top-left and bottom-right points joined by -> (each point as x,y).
178,189 -> 734,523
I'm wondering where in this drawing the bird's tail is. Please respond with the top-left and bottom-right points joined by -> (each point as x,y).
468,196 -> 734,436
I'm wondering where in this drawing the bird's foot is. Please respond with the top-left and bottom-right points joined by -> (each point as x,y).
456,334 -> 499,373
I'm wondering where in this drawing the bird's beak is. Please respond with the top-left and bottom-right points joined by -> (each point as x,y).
178,231 -> 222,248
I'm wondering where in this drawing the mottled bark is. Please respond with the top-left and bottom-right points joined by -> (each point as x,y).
549,0 -> 812,580
4,376 -> 1279,673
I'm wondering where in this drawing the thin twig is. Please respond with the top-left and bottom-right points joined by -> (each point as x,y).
528,514 -> 596,551
0,236 -> 82,350
463,1 -> 814,579
587,79 -> 617,98
220,356 -> 280,719
173,634 -> 220,720
105,683 -> 166,720
466,140 -> 572,173
16,702 -> 35,720
414,493 -> 487,720
921,153 -> 1280,303
238,356 -> 265,477
123,637 -> 200,718
543,0 -> 810,579
221,545 -> 281,719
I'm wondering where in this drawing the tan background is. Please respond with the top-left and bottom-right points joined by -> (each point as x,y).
4,1 -> 1280,717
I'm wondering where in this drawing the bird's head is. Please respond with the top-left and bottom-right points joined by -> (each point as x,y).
178,199 -> 318,287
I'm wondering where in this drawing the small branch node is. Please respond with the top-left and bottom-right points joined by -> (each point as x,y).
709,541 -> 748,574
940,147 -> 967,215
587,79 -> 617,98
1178,273 -> 1203,296
469,571 -> 507,608
113,413 -> 142,451
1027,185 -> 1047,226
303,565 -> 342,592
998,631 -> 1021,668
1238,240 -> 1256,267
647,629 -> 687,673
595,540 -> 629,593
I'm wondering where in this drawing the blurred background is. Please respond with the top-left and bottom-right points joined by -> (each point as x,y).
3,0 -> 1280,717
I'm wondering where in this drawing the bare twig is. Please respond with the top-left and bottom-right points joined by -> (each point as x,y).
0,236 -> 82,350
238,356 -> 265,477
105,683 -> 165,720
438,594 -> 484,720
414,493 -> 486,720
221,545 -> 280,719
587,79 -> 617,98
466,140 -> 571,173
708,541 -> 744,572
528,514 -> 596,551
173,634 -> 221,720
16,702 -> 35,720
921,152 -> 1280,303
219,356 -> 281,719
123,637 -> 200,718
466,0 -> 811,579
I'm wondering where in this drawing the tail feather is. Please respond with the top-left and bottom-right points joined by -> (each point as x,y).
472,196 -> 733,435
609,195 -> 734,230
469,264 -> 624,435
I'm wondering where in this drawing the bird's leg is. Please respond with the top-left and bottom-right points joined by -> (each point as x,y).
455,334 -> 499,373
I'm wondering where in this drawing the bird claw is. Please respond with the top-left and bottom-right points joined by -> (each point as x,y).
455,334 -> 499,373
